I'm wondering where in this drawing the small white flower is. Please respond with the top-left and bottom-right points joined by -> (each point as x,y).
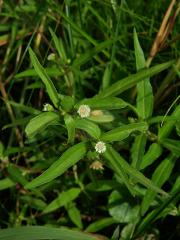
77,105 -> 91,118
95,141 -> 106,154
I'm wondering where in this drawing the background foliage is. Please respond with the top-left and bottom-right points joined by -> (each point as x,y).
0,0 -> 179,239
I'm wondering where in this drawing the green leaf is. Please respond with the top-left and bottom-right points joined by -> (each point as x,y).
86,217 -> 116,232
66,202 -> 83,229
29,48 -> 59,107
158,104 -> 180,140
72,39 -> 115,67
49,28 -> 67,62
102,64 -> 111,90
140,143 -> 162,170
134,28 -> 153,119
160,138 -> 180,156
25,112 -> 60,138
76,97 -> 128,110
131,133 -> 147,170
7,100 -> 40,115
43,188 -> 81,214
101,122 -> 148,142
61,96 -> 74,112
103,147 -> 135,196
15,66 -> 62,78
0,226 -> 98,240
0,178 -> 15,191
75,119 -> 101,139
108,190 -> 139,223
64,114 -> 75,144
141,154 -> 176,215
98,61 -> 173,98
8,164 -> 28,186
25,142 -> 87,189
20,196 -> 47,211
86,180 -> 120,192
104,145 -> 167,195
135,184 -> 180,237
88,113 -> 114,123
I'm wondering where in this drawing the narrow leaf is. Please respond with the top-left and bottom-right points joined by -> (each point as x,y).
131,133 -> 147,169
75,119 -> 101,139
29,48 -> 59,107
66,202 -> 83,229
134,28 -> 153,119
104,145 -> 167,195
49,28 -> 67,61
98,61 -> 173,97
25,112 -> 59,138
140,143 -> 162,170
86,218 -> 116,233
0,226 -> 98,240
101,122 -> 148,142
0,178 -> 15,191
141,154 -> 176,215
43,188 -> 81,214
160,138 -> 180,156
158,104 -> 180,140
25,142 -> 87,189
64,114 -> 75,144
76,97 -> 128,110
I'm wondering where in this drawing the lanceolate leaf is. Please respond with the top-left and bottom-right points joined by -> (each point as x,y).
141,154 -> 176,215
66,202 -> 83,229
134,28 -> 153,119
104,147 -> 135,196
131,133 -> 147,170
160,138 -> 180,156
0,226 -> 98,240
140,143 -> 162,170
25,112 -> 60,138
75,119 -> 101,139
76,97 -> 128,110
158,104 -> 180,140
29,48 -> 59,107
43,188 -> 81,214
103,145 -> 167,196
64,114 -> 75,144
135,186 -> 180,237
101,122 -> 148,142
25,142 -> 87,189
98,60 -> 173,98
86,218 -> 117,232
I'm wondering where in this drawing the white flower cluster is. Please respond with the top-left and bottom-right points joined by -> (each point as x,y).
95,141 -> 106,154
77,105 -> 91,118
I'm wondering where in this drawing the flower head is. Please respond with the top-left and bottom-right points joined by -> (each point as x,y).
90,160 -> 104,170
95,141 -> 106,154
43,103 -> 54,112
77,105 -> 91,118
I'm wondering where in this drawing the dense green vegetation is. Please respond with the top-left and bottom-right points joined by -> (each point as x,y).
0,0 -> 179,239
